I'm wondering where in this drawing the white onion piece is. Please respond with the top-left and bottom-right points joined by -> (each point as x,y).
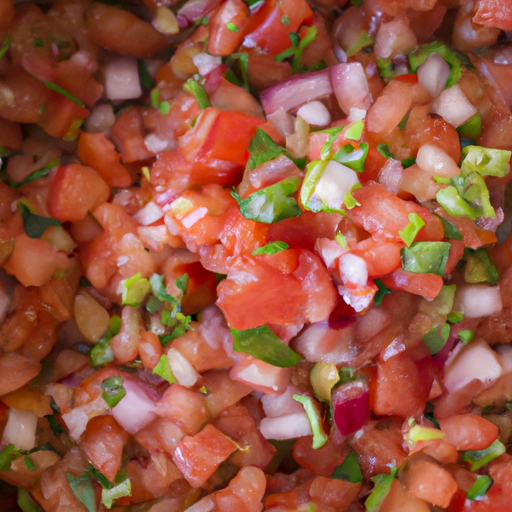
133,201 -> 164,226
259,412 -> 312,440
496,345 -> 512,373
111,379 -> 157,434
260,69 -> 332,116
444,339 -> 502,394
85,103 -> 116,134
292,320 -> 356,365
152,6 -> 179,35
338,253 -> 368,286
296,101 -> 331,128
312,161 -> 360,211
145,134 -> 174,154
416,143 -> 461,178
104,55 -> 142,101
417,53 -> 450,98
266,108 -> 295,137
430,84 -> 477,128
330,62 -> 371,115
192,53 -> 222,77
315,237 -> 347,270
1,408 -> 38,450
348,107 -> 366,122
374,18 -> 417,59
377,158 -> 403,195
453,284 -> 502,319
167,348 -> 200,387
62,395 -> 108,441
230,356 -> 290,394
261,385 -> 305,418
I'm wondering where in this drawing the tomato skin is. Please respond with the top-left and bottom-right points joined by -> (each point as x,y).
48,164 -> 110,223
78,132 -> 133,188
86,2 -> 168,58
217,249 -> 337,330
438,414 -> 499,451
242,0 -> 313,56
79,414 -> 128,483
473,0 -> 512,31
207,0 -> 249,56
172,424 -> 237,488
380,269 -> 444,300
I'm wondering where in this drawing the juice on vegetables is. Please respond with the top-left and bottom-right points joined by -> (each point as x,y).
2,0 -> 512,511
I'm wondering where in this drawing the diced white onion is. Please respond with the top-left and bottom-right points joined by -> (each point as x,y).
111,379 -> 157,434
192,53 -> 222,77
85,103 -> 116,134
1,408 -> 38,451
430,84 -> 477,128
313,161 -> 360,211
266,108 -> 295,137
348,107 -> 367,122
453,284 -> 503,319
62,395 -> 108,441
444,339 -> 502,393
167,348 -> 200,387
261,385 -> 305,418
145,134 -> 173,154
104,55 -> 142,101
417,53 -> 450,98
330,62 -> 372,115
133,201 -> 164,226
296,101 -> 331,128
259,412 -> 312,440
416,143 -> 461,178
338,253 -> 368,286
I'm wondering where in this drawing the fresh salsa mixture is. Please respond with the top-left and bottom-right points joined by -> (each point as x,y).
1,0 -> 512,510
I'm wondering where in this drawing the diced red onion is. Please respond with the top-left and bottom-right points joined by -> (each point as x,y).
430,84 -> 477,128
259,412 -> 312,440
178,0 -> 221,22
192,53 -> 222,77
374,18 -> 417,59
1,408 -> 38,451
417,53 -> 450,98
443,339 -> 502,394
330,62 -> 372,115
328,300 -> 357,330
453,284 -> 503,319
416,143 -> 461,178
111,379 -> 157,434
260,69 -> 333,117
296,101 -> 331,128
104,55 -> 142,101
432,330 -> 458,369
332,380 -> 369,436
266,109 -> 295,137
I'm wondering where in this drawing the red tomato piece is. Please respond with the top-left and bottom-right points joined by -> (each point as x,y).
172,424 -> 237,488
3,233 -> 70,287
0,118 -> 22,151
350,183 -> 443,244
86,3 -> 168,58
438,414 -> 499,451
371,351 -> 432,419
242,0 -> 314,56
404,460 -> 459,509
350,238 -> 402,277
79,415 -> 128,483
473,0 -> 512,31
380,269 -> 444,300
78,132 -> 133,188
0,0 -> 15,29
48,164 -> 110,223
39,91 -> 89,139
207,0 -> 249,56
217,249 -> 337,329
378,480 -> 430,512
215,466 -> 266,512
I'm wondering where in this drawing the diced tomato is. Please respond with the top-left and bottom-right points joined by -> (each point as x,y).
48,164 -> 110,223
156,384 -> 210,435
438,414 -> 499,451
393,73 -> 419,84
78,132 -> 133,188
404,459 -> 459,509
0,0 -> 15,29
215,466 -> 266,512
371,351 -> 432,419
172,424 -> 237,488
86,3 -> 168,58
0,118 -> 22,151
350,238 -> 402,277
111,106 -> 154,163
3,233 -> 70,287
242,0 -> 313,56
292,436 -> 350,477
378,480 -> 430,512
473,0 -> 512,31
217,249 -> 337,329
350,183 -> 444,244
380,269 -> 444,300
207,0 -> 249,56
79,414 -> 128,483
444,240 -> 465,276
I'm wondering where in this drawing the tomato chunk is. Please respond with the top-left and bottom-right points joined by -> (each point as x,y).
438,414 -> 499,451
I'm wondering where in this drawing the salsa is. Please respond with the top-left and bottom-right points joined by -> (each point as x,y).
0,0 -> 512,510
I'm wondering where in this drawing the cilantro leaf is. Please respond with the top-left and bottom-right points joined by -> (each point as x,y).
401,242 -> 451,276
248,128 -> 305,170
331,452 -> 363,483
101,377 -> 126,408
18,203 -> 61,239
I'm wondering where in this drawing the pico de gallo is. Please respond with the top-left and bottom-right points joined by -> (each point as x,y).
1,0 -> 512,510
